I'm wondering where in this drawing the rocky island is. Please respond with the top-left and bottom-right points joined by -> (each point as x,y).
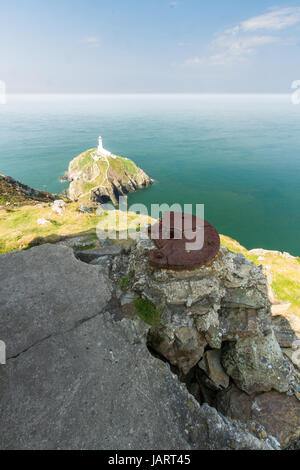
66,137 -> 153,205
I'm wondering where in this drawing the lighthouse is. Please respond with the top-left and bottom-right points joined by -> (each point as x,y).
97,136 -> 112,157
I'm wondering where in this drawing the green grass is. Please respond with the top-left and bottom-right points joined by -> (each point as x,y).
70,149 -> 138,179
69,149 -> 95,171
134,297 -> 162,327
109,156 -> 138,175
272,273 -> 300,307
119,276 -> 131,289
0,203 -> 153,255
77,150 -> 95,169
0,194 -> 20,205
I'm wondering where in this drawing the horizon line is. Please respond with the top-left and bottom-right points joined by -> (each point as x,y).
5,92 -> 292,97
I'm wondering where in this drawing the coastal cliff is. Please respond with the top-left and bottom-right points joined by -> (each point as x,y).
0,173 -> 65,206
66,148 -> 153,205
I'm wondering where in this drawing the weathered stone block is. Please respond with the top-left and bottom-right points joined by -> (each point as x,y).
216,385 -> 300,449
76,244 -> 124,262
222,331 -> 291,394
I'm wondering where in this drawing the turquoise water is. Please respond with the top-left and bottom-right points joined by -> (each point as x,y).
0,94 -> 300,256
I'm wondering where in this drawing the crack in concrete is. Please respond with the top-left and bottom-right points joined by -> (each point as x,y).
6,306 -> 117,362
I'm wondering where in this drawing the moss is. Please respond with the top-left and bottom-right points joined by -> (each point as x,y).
119,276 -> 131,289
134,297 -> 162,327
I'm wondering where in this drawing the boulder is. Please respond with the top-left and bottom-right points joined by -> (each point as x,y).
37,218 -> 51,225
221,331 -> 291,394
150,325 -> 207,375
51,199 -> 66,216
216,385 -> 300,449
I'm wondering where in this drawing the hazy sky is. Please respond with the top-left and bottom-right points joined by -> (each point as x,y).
2,0 -> 300,93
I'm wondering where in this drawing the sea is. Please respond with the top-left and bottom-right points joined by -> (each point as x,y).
0,93 -> 299,256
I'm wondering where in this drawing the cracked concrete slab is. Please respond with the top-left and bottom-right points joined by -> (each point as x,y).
0,312 -> 270,450
0,244 -> 112,358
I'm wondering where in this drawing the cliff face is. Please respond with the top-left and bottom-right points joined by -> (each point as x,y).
0,173 -> 64,206
66,149 -> 153,206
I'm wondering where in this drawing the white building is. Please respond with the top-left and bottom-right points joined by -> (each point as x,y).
97,136 -> 112,157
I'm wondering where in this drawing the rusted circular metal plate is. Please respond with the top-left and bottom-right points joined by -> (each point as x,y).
148,212 -> 220,271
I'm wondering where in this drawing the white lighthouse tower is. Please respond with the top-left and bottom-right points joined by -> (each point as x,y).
97,136 -> 112,157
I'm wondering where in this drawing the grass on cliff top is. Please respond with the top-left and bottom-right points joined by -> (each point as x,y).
70,148 -> 138,173
0,203 -> 154,255
68,149 -> 95,172
109,156 -> 138,175
220,234 -> 300,318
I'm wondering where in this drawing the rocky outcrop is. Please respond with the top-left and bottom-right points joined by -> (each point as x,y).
0,244 -> 271,450
0,173 -> 65,206
66,149 -> 153,205
110,234 -> 300,448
